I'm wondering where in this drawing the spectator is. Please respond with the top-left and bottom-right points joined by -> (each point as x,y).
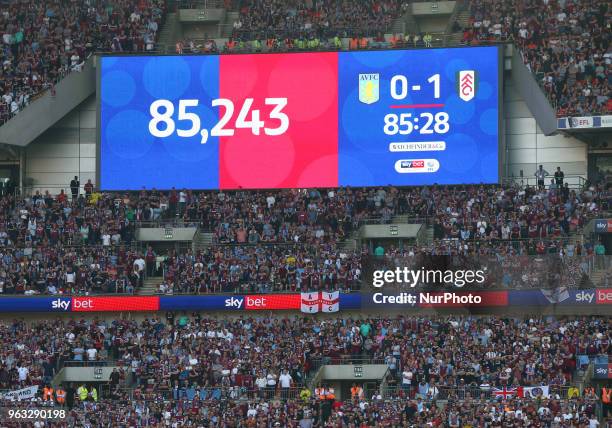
535,165 -> 549,189
555,167 -> 565,186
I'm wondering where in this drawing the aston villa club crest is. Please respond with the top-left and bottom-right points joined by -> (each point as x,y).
359,73 -> 379,104
457,70 -> 477,102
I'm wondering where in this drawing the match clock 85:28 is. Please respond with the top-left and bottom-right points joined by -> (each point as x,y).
383,112 -> 450,136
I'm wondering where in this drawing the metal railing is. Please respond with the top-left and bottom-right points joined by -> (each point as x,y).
502,174 -> 588,190
62,360 -> 112,368
308,356 -> 387,374
122,386 -> 304,401
381,385 -> 579,401
176,0 -> 227,8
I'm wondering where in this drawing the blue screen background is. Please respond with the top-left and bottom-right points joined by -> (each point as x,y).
100,56 -> 220,190
99,47 -> 500,190
337,46 -> 500,186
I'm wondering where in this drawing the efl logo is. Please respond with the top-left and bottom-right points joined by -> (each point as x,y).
358,73 -> 379,104
457,70 -> 477,102
51,298 -> 71,311
596,289 -> 612,304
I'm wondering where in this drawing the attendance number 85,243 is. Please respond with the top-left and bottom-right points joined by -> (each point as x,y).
148,98 -> 289,144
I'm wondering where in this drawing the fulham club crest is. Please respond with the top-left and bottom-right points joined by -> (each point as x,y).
457,70 -> 477,102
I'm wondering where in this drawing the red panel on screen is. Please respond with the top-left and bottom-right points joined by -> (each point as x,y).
219,53 -> 339,189
72,297 -> 159,312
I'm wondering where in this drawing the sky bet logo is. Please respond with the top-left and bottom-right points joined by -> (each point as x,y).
51,298 -> 71,311
395,159 -> 440,174
224,296 -> 271,309
400,160 -> 424,168
224,297 -> 244,309
575,291 -> 595,303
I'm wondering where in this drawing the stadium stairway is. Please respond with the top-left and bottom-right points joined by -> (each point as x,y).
193,231 -> 215,252
157,12 -> 178,53
448,9 -> 471,45
390,6 -> 419,35
339,230 -> 360,252
137,277 -> 162,295
222,11 -> 240,37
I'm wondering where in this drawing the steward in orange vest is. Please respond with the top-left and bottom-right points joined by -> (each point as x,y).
43,386 -> 54,402
55,387 -> 66,405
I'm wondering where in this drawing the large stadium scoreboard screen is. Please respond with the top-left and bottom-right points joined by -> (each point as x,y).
98,46 -> 501,190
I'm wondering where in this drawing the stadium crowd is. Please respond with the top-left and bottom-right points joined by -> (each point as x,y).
0,0 -> 165,123
0,315 -> 609,426
219,0 -> 609,118
232,0 -> 404,40
0,180 -> 608,295
0,0 -> 604,125
463,0 -> 610,116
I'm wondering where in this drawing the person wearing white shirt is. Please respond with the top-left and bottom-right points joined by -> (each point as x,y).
247,405 -> 257,418
255,373 -> 267,398
279,370 -> 292,399
86,347 -> 97,361
17,366 -> 28,382
402,369 -> 413,391
266,372 -> 277,399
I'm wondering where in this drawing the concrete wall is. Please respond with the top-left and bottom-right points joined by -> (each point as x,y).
412,1 -> 456,15
179,8 -> 225,22
56,366 -> 116,383
182,22 -> 222,39
24,96 -> 97,193
504,80 -> 587,184
361,224 -> 422,239
136,227 -> 197,241
320,365 -> 389,381
0,59 -> 95,147
415,16 -> 452,33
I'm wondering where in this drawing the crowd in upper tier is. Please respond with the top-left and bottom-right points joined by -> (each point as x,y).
0,0 -> 165,123
0,179 -> 608,295
0,315 -> 608,426
463,0 -> 610,116
0,0 -> 606,125
231,0 -> 403,40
